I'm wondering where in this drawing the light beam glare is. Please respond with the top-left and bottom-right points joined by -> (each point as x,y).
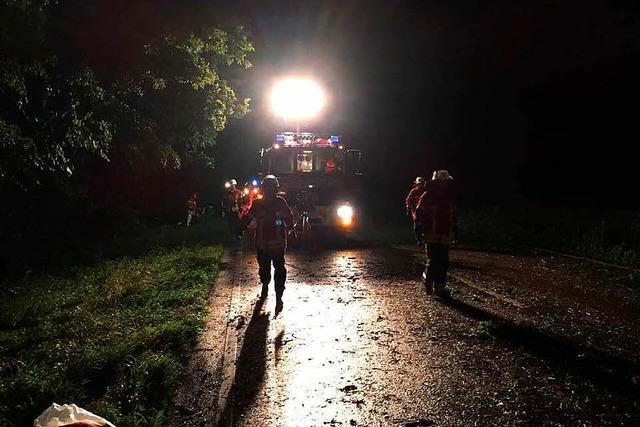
270,78 -> 326,121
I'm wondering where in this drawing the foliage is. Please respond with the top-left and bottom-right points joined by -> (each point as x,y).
0,0 -> 113,187
114,24 -> 253,173
0,241 -> 223,426
0,0 -> 253,188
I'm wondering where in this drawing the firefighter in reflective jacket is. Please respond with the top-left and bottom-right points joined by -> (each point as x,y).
243,175 -> 293,311
416,170 -> 455,297
406,177 -> 427,245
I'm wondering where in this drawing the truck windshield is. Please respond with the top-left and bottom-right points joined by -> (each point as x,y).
313,149 -> 343,173
296,151 -> 314,173
270,151 -> 293,173
266,148 -> 344,174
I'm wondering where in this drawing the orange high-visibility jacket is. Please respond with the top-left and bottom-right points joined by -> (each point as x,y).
405,184 -> 426,216
416,180 -> 455,245
245,195 -> 293,250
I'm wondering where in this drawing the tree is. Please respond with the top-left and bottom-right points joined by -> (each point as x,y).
0,0 -> 254,275
0,0 -> 253,189
0,0 -> 113,188
114,25 -> 253,173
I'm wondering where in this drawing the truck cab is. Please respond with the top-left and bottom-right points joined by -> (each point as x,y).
258,132 -> 363,231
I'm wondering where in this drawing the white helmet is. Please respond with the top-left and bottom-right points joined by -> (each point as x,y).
261,175 -> 279,196
415,176 -> 425,185
224,179 -> 238,189
432,170 -> 453,181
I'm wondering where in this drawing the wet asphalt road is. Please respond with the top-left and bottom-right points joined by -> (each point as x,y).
174,245 -> 640,426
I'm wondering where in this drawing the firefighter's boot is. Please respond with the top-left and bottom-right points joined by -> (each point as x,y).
275,292 -> 283,315
433,282 -> 450,299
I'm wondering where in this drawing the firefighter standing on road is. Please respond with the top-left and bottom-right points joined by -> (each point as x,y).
416,170 -> 455,297
223,179 -> 242,235
406,177 -> 427,245
243,175 -> 293,312
186,193 -> 197,227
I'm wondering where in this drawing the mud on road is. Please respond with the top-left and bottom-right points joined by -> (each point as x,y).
171,245 -> 640,426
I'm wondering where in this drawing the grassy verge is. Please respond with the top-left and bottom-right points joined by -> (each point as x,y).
0,219 -> 226,426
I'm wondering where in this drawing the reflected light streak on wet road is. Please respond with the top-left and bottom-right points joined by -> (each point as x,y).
233,251 -> 375,426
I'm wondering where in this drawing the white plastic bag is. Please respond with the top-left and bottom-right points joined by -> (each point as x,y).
34,403 -> 115,427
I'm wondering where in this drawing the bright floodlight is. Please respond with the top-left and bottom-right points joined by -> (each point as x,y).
270,78 -> 326,120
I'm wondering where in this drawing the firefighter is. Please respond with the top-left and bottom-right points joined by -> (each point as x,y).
416,170 -> 455,297
240,181 -> 259,218
405,176 -> 427,245
222,179 -> 242,235
325,158 -> 337,173
186,193 -> 197,227
243,175 -> 293,312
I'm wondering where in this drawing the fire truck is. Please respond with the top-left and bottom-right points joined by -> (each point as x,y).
255,131 -> 363,243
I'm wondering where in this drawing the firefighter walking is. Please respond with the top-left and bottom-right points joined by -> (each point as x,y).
242,175 -> 293,312
406,176 -> 427,245
416,170 -> 455,297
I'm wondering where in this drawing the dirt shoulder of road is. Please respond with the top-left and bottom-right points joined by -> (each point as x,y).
396,244 -> 640,387
453,248 -> 640,359
169,245 -> 261,426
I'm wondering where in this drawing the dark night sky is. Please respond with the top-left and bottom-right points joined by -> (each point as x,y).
79,0 -> 640,209
210,0 -> 640,209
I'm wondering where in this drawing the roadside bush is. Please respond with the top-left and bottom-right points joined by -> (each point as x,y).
457,207 -> 640,267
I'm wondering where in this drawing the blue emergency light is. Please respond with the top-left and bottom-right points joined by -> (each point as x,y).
276,134 -> 285,142
330,135 -> 341,144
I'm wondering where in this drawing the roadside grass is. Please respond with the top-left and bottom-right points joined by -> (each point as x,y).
87,213 -> 230,265
362,207 -> 640,269
0,218 -> 227,426
458,208 -> 640,268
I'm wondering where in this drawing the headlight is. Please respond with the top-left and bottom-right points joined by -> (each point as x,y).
337,204 -> 354,226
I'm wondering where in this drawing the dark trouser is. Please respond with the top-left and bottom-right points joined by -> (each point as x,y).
425,243 -> 449,285
226,210 -> 240,234
413,221 -> 424,243
257,248 -> 286,294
